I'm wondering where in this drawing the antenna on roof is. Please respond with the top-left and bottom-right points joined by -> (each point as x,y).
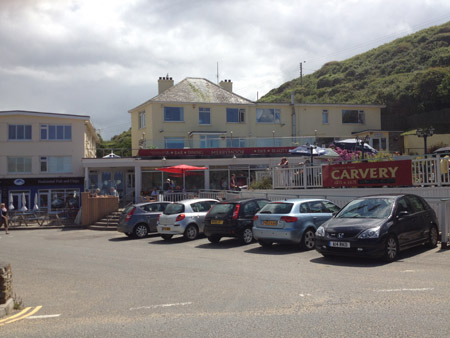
216,62 -> 219,84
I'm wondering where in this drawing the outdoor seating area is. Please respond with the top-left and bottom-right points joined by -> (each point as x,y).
8,209 -> 74,227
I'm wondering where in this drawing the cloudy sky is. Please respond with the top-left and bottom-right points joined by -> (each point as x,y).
1,0 -> 449,139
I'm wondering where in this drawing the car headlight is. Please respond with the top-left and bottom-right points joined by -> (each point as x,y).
316,226 -> 325,237
358,227 -> 380,239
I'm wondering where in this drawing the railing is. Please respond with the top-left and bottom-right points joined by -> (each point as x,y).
272,156 -> 450,189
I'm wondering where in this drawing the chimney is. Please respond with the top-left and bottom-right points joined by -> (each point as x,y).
219,79 -> 233,93
158,75 -> 174,94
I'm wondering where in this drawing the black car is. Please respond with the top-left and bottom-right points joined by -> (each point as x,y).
204,198 -> 270,244
315,194 -> 439,262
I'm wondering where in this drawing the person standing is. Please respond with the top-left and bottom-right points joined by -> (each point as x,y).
230,174 -> 238,191
1,203 -> 9,234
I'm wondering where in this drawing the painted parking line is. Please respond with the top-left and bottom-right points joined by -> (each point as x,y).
374,288 -> 433,293
0,306 -> 42,326
27,314 -> 61,319
130,302 -> 193,311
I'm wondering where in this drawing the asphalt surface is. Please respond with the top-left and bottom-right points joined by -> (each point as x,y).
1,228 -> 450,337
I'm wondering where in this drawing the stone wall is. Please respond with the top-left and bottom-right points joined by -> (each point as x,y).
0,263 -> 12,304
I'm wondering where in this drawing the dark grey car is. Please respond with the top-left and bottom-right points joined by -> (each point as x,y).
117,201 -> 171,238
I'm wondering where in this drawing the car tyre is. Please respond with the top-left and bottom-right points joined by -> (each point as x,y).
258,239 -> 272,248
241,228 -> 254,245
207,235 -> 221,243
184,224 -> 199,240
427,225 -> 438,248
300,229 -> 316,250
384,235 -> 398,262
133,224 -> 149,238
161,234 -> 173,240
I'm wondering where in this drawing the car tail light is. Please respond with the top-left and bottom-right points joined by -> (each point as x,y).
253,215 -> 259,221
176,214 -> 185,222
125,207 -> 136,222
232,204 -> 241,220
280,216 -> 297,223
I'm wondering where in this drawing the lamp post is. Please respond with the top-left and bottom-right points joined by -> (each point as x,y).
416,127 -> 434,155
272,130 -> 275,146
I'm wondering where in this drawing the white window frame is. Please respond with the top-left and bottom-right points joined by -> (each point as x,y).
256,108 -> 280,124
40,124 -> 72,140
7,157 -> 32,173
8,124 -> 32,140
322,110 -> 329,124
40,156 -> 72,173
199,107 -> 211,125
138,111 -> 146,129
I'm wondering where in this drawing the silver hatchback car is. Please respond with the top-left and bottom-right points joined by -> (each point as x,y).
253,198 -> 340,250
157,198 -> 219,240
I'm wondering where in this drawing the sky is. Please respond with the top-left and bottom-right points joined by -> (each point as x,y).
1,0 -> 449,140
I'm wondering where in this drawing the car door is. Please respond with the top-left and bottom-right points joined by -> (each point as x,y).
392,197 -> 417,248
241,201 -> 259,229
306,201 -> 333,227
405,195 -> 429,244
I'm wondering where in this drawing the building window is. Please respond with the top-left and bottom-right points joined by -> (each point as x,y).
200,135 -> 220,148
40,156 -> 72,173
199,107 -> 211,125
342,110 -> 365,124
164,107 -> 184,122
164,137 -> 185,149
40,124 -> 72,140
138,111 -> 146,129
226,108 -> 245,123
226,138 -> 246,148
256,108 -> 280,123
7,157 -> 32,173
322,110 -> 329,124
8,124 -> 32,140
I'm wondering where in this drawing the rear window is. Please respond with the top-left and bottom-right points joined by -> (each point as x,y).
259,202 -> 294,214
122,206 -> 135,215
208,203 -> 235,217
164,203 -> 184,215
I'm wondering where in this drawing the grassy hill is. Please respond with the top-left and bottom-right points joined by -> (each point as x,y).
260,21 -> 450,132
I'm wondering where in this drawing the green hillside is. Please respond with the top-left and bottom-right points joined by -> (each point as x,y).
260,21 -> 450,132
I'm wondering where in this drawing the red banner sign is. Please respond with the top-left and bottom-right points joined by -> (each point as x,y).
138,146 -> 295,158
322,160 -> 412,187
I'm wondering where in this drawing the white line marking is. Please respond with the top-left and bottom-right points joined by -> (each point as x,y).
130,302 -> 193,311
374,288 -> 433,293
27,314 -> 61,319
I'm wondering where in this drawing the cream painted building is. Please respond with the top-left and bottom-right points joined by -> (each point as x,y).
0,110 -> 98,210
129,77 -> 385,155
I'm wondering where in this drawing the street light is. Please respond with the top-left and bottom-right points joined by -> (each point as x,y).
416,126 -> 435,154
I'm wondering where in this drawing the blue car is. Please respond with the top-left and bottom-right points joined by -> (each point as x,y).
253,198 -> 340,250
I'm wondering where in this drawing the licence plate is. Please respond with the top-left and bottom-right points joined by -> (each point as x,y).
211,220 -> 223,224
329,241 -> 350,248
263,220 -> 278,226
162,227 -> 171,231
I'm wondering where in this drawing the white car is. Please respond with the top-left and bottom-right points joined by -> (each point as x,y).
157,198 -> 218,240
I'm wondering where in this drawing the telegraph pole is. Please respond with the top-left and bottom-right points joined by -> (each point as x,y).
300,61 -> 306,85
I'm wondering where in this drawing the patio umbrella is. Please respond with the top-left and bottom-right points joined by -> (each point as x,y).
103,151 -> 121,158
333,139 -> 378,153
8,192 -> 14,211
156,164 -> 207,191
20,192 -> 28,212
33,193 -> 39,211
433,146 -> 450,154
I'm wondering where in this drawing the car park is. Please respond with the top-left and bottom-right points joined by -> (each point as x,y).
117,201 -> 171,238
204,197 -> 270,244
253,198 -> 340,249
315,194 -> 439,262
157,198 -> 219,240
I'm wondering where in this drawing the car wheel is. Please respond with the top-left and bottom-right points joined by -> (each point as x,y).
184,224 -> 199,240
241,228 -> 254,245
133,224 -> 149,238
427,225 -> 438,248
258,239 -> 272,248
300,229 -> 316,250
207,235 -> 221,243
161,234 -> 173,240
384,235 -> 398,262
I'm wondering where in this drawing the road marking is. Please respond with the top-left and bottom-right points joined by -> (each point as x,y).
130,302 -> 193,311
401,270 -> 416,273
27,314 -> 61,319
0,306 -> 42,326
299,294 -> 312,297
374,288 -> 433,293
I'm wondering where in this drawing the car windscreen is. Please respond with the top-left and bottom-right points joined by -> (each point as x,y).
208,203 -> 235,217
164,203 -> 185,215
337,198 -> 394,219
258,202 -> 294,214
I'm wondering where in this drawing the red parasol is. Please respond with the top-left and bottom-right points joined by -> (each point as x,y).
156,164 -> 207,190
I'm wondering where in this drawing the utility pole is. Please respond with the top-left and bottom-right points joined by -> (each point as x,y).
300,61 -> 306,85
